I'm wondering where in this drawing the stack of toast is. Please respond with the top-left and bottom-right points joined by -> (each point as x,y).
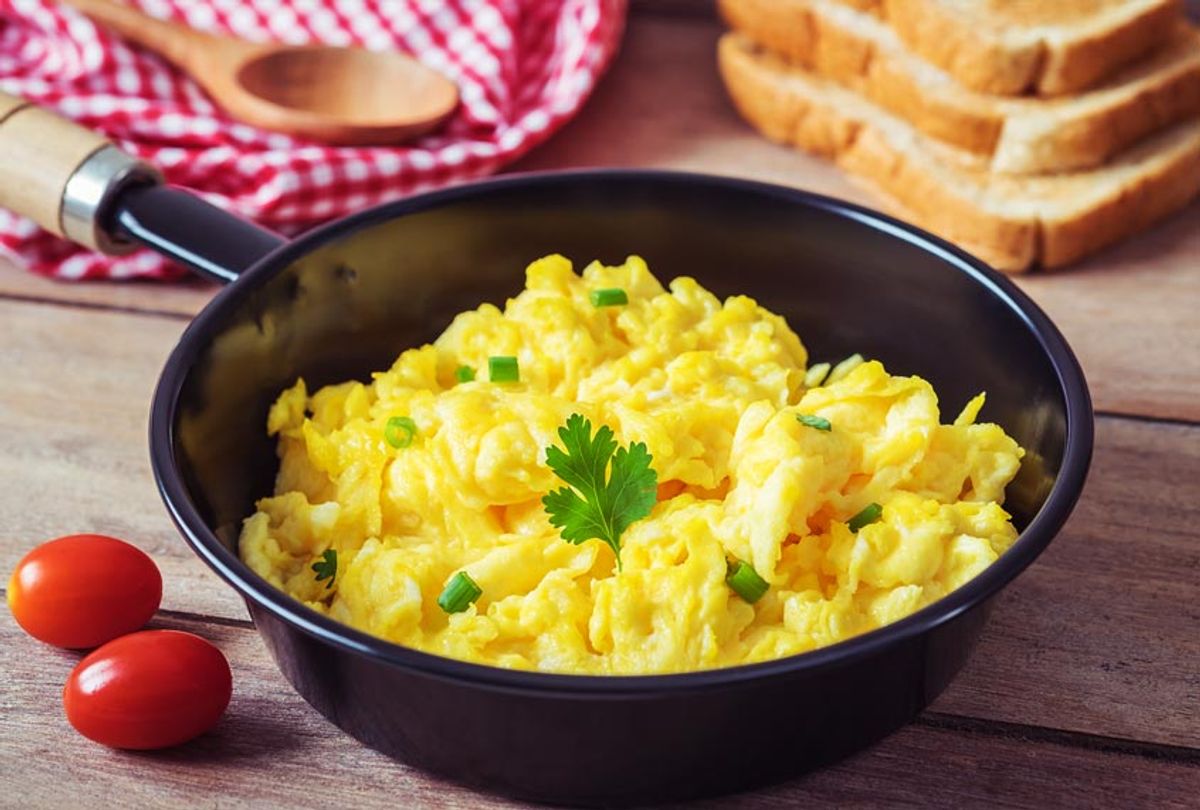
718,0 -> 1200,271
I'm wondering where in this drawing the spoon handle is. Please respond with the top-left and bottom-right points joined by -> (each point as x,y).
60,0 -> 216,69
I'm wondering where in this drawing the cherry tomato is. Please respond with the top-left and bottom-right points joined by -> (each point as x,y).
63,629 -> 232,749
7,534 -> 162,649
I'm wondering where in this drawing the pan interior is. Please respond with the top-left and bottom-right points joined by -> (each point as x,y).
169,176 -> 1067,558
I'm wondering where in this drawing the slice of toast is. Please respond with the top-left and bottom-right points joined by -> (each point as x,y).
720,0 -> 1200,174
718,33 -> 1200,271
822,0 -> 1185,96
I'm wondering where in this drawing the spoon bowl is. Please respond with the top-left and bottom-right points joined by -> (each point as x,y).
230,45 -> 460,143
64,0 -> 459,145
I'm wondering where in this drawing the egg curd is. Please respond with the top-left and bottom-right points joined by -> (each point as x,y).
239,255 -> 1024,675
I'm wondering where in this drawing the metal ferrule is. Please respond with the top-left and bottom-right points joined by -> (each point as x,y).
61,145 -> 163,254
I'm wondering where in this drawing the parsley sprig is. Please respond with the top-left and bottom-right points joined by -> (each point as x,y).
312,549 -> 337,589
542,414 -> 658,569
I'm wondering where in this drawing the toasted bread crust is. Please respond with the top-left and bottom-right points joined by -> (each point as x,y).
882,0 -> 1043,96
840,126 -> 1039,270
874,0 -> 1182,96
717,34 -> 1037,270
1037,0 -> 1182,94
1040,134 -> 1200,266
836,0 -> 881,12
717,33 -> 1200,271
719,0 -> 1004,155
719,0 -> 1200,174
993,44 -> 1200,174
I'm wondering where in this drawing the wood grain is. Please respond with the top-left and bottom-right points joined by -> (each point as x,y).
0,298 -> 247,621
0,614 -> 504,809
0,265 -> 216,318
1017,227 -> 1200,421
0,7 -> 1198,805
2,613 -> 1195,810
934,418 -> 1200,748
1,295 -> 1197,748
1,14 -> 1198,420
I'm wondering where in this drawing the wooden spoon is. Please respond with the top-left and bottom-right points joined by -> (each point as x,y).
62,0 -> 459,145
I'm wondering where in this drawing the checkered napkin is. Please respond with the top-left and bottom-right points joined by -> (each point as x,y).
0,0 -> 626,280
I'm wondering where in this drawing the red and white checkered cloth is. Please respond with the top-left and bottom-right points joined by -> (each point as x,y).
0,0 -> 626,280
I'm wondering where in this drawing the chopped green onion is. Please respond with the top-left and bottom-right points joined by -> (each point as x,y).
489,355 -> 520,383
726,559 -> 769,604
311,549 -> 337,589
804,362 -> 831,388
590,288 -> 628,307
455,364 -> 476,383
827,353 -> 865,384
438,571 -> 482,614
796,413 -> 832,431
848,502 -> 883,533
384,416 -> 417,448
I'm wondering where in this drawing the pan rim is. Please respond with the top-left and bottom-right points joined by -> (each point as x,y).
149,168 -> 1094,695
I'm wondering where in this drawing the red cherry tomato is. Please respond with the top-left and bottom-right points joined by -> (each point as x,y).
7,534 -> 162,648
63,630 -> 232,749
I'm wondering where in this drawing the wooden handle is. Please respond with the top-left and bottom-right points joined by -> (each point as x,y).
0,91 -> 111,238
61,0 -> 211,68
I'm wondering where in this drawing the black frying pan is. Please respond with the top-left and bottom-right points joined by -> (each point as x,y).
0,96 -> 1093,805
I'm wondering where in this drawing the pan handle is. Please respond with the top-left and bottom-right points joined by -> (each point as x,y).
0,91 -> 285,283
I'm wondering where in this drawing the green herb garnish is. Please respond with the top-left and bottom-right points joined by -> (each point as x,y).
796,413 -> 832,431
438,571 -> 482,614
312,549 -> 337,589
489,355 -> 519,383
455,364 -> 476,383
542,413 -> 657,570
804,362 -> 831,388
726,559 -> 768,604
590,288 -> 628,307
827,353 -> 865,384
848,502 -> 883,532
384,416 -> 417,448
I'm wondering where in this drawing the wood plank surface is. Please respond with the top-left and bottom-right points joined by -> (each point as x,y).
1,3 -> 1198,807
1,296 -> 1197,748
0,268 -> 216,319
0,298 -> 247,620
2,613 -> 1195,810
933,418 -> 1200,748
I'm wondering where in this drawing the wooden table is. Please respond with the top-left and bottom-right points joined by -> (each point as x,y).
2,4 -> 1198,807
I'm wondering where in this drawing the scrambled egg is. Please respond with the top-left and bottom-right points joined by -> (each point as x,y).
240,255 -> 1024,674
